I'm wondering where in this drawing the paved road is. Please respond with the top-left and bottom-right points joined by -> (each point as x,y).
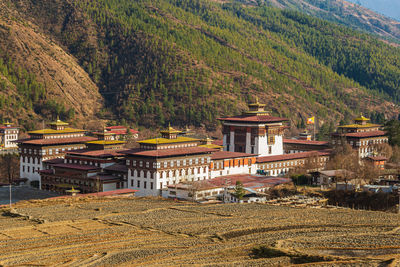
0,186 -> 59,205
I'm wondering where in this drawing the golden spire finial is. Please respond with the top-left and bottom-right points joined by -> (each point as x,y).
255,96 -> 259,104
56,115 -> 60,122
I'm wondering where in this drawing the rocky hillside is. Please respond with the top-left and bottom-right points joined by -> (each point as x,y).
347,0 -> 400,22
0,1 -> 104,129
1,0 -> 400,131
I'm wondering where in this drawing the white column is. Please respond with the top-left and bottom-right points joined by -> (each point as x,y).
257,134 -> 268,157
245,131 -> 251,154
255,137 -> 259,155
229,131 -> 235,152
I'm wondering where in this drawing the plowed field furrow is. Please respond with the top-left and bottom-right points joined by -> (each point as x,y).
0,197 -> 399,266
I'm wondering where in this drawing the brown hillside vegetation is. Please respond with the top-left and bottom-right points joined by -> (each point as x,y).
0,1 -> 104,125
0,197 -> 399,266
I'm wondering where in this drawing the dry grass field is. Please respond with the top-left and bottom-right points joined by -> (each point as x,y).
0,196 -> 400,266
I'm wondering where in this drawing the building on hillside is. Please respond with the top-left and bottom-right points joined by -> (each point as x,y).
124,125 -> 215,196
365,156 -> 387,170
0,121 -> 19,149
137,125 -> 201,150
162,174 -> 291,201
331,115 -> 388,158
218,99 -> 288,156
86,131 -> 126,150
311,169 -> 350,189
124,146 -> 215,197
105,126 -> 139,139
16,118 -> 96,186
256,150 -> 330,176
223,188 -> 267,203
283,139 -> 330,154
209,151 -> 256,178
39,149 -> 127,194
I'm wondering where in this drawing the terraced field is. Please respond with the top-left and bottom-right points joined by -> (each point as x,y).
0,196 -> 399,266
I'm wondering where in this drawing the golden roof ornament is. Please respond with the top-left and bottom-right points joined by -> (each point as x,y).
160,123 -> 181,134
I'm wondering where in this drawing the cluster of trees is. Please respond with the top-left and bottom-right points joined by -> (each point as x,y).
0,56 -> 45,110
0,55 -> 75,129
290,140 -> 395,188
0,154 -> 19,184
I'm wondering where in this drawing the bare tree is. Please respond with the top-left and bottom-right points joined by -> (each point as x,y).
327,142 -> 359,189
391,145 -> 400,163
372,143 -> 393,159
0,154 -> 19,184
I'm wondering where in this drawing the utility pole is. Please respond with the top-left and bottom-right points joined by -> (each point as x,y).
9,183 -> 12,209
97,175 -> 100,197
398,190 -> 400,214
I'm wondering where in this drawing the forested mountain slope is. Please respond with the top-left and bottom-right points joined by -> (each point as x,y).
259,0 -> 400,43
1,0 -> 400,130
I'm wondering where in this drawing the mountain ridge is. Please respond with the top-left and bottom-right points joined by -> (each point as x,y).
256,0 -> 400,43
346,0 -> 400,22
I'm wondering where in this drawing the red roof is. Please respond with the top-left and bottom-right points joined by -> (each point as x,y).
218,115 -> 288,123
212,140 -> 223,146
89,174 -> 121,181
106,126 -> 126,130
211,151 -> 255,160
283,139 -> 329,145
124,147 -> 216,157
107,129 -> 139,134
105,126 -> 139,134
104,163 -> 128,172
168,174 -> 291,190
0,125 -> 19,129
16,136 -> 97,145
66,149 -> 127,158
43,158 -> 65,164
257,150 -> 331,163
52,163 -> 101,171
342,130 -> 386,138
367,156 -> 388,161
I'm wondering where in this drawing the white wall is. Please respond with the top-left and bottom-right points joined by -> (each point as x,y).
270,135 -> 283,156
128,167 -> 210,197
4,131 -> 19,148
20,156 -> 42,186
164,187 -> 223,201
210,163 -> 257,179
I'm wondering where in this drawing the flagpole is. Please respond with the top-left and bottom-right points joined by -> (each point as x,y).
314,117 -> 316,141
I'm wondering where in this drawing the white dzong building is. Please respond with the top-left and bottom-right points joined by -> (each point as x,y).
218,99 -> 288,157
